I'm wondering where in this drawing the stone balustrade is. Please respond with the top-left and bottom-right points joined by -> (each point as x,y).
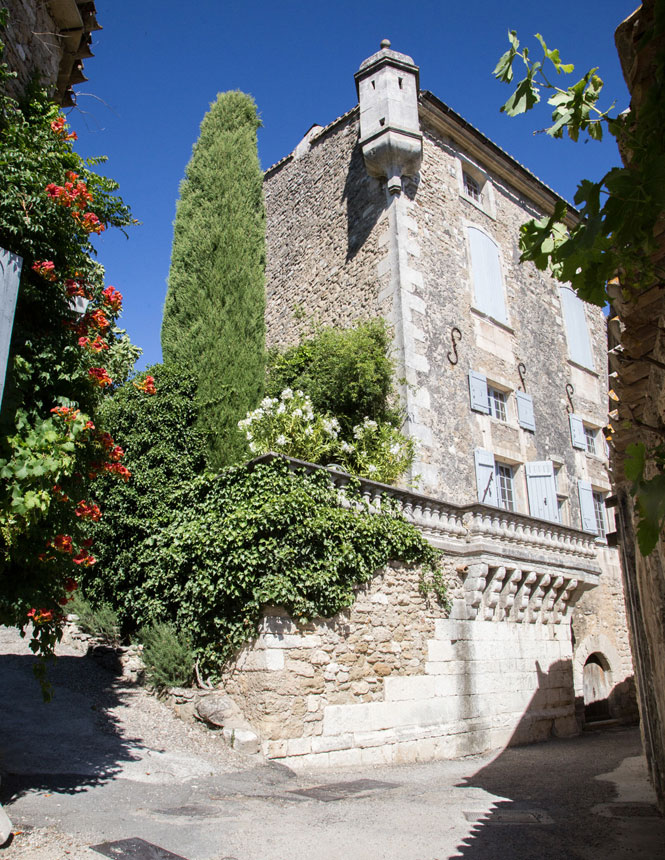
251,453 -> 601,580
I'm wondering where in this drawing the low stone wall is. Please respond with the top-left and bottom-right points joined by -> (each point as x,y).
222,562 -> 578,769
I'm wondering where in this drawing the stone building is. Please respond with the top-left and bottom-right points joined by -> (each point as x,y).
222,41 -> 638,769
3,0 -> 100,106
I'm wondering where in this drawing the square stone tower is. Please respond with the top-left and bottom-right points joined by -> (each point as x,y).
258,41 -> 637,757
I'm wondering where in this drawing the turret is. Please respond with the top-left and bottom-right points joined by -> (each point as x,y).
354,39 -> 423,195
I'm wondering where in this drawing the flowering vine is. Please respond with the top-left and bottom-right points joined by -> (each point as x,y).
0,49 -> 145,679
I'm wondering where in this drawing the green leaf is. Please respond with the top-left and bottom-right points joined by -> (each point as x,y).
500,77 -> 541,116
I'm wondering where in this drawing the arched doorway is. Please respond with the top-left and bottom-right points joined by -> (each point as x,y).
583,653 -> 612,722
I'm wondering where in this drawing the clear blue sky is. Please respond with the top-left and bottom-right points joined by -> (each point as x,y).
70,1 -> 636,370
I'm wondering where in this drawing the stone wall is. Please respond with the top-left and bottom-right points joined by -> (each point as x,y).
572,545 -> 638,722
3,0 -> 61,97
3,0 -> 99,105
264,111 -> 388,351
222,561 -> 579,769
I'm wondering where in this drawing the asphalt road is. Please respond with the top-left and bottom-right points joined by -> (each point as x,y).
0,628 -> 663,860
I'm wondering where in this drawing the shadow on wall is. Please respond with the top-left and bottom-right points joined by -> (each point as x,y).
0,650 -> 144,802
450,659 -> 644,860
343,143 -> 386,262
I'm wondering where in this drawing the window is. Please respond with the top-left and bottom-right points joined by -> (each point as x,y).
474,449 -> 517,512
525,460 -> 559,523
559,286 -> 594,369
488,386 -> 507,421
515,390 -> 536,432
463,171 -> 481,202
578,480 -> 599,534
554,465 -> 568,525
495,462 -> 515,512
593,491 -> 607,539
584,425 -> 597,455
467,227 -> 507,325
570,415 -> 601,455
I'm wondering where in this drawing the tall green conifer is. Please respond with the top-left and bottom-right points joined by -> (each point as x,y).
162,91 -> 265,467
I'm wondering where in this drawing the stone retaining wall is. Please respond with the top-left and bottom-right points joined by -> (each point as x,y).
222,561 -> 578,769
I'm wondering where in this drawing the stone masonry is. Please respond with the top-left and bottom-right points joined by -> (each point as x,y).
236,42 -> 638,768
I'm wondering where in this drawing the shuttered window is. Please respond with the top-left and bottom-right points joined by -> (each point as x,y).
569,413 -> 587,449
559,286 -> 594,369
578,480 -> 598,534
474,448 -> 498,507
516,391 -> 536,432
525,461 -> 560,523
468,227 -> 507,324
468,371 -> 490,413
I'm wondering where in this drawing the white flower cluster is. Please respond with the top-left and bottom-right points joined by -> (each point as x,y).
322,416 -> 341,438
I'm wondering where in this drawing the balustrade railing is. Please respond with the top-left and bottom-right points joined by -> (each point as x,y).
250,453 -> 600,575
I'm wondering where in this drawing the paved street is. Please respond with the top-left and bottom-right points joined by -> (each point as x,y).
0,628 -> 663,860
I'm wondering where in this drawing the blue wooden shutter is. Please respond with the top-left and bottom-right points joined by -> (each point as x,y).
569,413 -> 586,449
578,480 -> 598,533
516,391 -> 536,431
0,248 -> 22,409
468,227 -> 507,324
468,371 -> 489,413
559,287 -> 594,369
474,448 -> 497,506
525,461 -> 559,523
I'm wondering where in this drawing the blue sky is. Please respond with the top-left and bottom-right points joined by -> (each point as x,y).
70,1 -> 636,370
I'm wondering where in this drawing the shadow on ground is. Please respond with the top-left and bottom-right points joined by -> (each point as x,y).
0,649 -> 144,803
450,660 -> 654,859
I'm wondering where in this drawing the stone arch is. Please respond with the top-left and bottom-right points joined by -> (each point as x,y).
573,634 -> 622,724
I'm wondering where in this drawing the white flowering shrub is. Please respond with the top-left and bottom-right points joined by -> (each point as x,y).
239,390 -> 414,485
344,418 -> 414,484
239,389 -> 339,464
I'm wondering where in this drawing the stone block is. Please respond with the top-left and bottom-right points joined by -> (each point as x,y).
223,727 -> 260,755
360,746 -> 392,766
285,659 -> 315,678
265,649 -> 285,671
311,733 -> 354,754
286,736 -> 312,756
327,747 -> 362,768
427,639 -> 456,662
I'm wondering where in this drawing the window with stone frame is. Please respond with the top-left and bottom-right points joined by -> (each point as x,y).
488,386 -> 508,421
495,462 -> 515,512
592,491 -> 607,539
584,424 -> 597,455
463,171 -> 481,202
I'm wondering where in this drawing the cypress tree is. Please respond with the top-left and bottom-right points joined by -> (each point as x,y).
162,91 -> 265,467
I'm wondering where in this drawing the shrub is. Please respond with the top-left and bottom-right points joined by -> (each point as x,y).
140,623 -> 194,691
0,15 -> 138,664
266,319 -> 400,435
81,458 -> 440,676
239,389 -> 414,484
68,592 -> 120,645
80,362 -> 208,621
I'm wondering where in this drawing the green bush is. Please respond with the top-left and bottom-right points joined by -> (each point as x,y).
82,362 -> 208,620
140,622 -> 194,690
83,457 -> 440,677
266,319 -> 401,436
68,592 -> 120,645
239,389 -> 414,484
